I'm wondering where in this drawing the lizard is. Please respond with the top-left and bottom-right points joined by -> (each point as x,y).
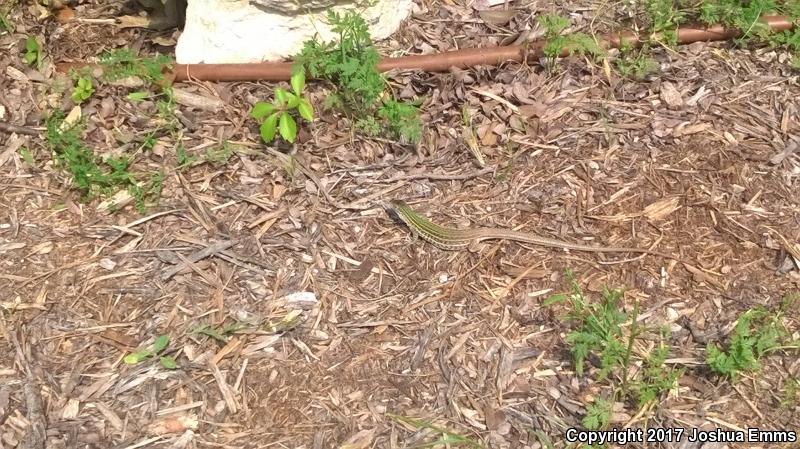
387,199 -> 683,261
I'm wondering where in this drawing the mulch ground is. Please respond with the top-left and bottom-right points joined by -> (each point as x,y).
1,1 -> 799,448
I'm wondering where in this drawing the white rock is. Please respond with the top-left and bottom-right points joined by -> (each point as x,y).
176,0 -> 413,64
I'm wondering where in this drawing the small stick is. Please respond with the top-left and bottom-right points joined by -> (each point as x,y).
160,239 -> 237,281
0,122 -> 39,136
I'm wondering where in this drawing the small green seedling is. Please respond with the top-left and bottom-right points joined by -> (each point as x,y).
387,414 -> 484,448
191,322 -> 248,343
0,12 -> 12,32
251,67 -> 314,144
378,99 -> 422,144
705,306 -> 793,378
123,335 -> 177,369
176,143 -> 197,168
18,147 -> 34,165
781,377 -> 799,408
582,397 -> 613,430
71,75 -> 95,104
545,275 -> 633,379
205,141 -> 235,165
548,272 -> 682,417
45,112 -> 163,212
633,342 -> 682,407
538,15 -> 605,65
616,41 -> 659,80
24,36 -> 43,68
99,48 -> 171,85
127,91 -> 149,102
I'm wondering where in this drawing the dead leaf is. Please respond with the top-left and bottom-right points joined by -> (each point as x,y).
339,429 -> 375,449
473,0 -> 508,8
660,81 -> 683,109
117,15 -> 151,29
152,35 -> 177,46
0,242 -> 26,252
60,106 -> 82,131
643,196 -> 681,221
478,9 -> 517,26
673,122 -> 712,137
146,415 -> 198,435
517,103 -> 546,118
30,241 -> 54,255
56,7 -> 75,23
172,88 -> 224,112
769,139 -> 798,165
462,126 -> 485,166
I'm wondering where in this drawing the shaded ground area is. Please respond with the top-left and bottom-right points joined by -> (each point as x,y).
1,1 -> 799,448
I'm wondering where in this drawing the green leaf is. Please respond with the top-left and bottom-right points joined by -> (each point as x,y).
286,92 -> 300,109
250,101 -> 275,121
297,99 -> 314,121
279,112 -> 297,143
259,112 -> 279,142
24,52 -> 36,65
123,350 -> 151,364
152,335 -> 169,353
18,147 -> 34,165
543,293 -> 567,306
26,36 -> 38,52
160,356 -> 178,369
127,91 -> 148,102
291,69 -> 305,95
274,88 -> 289,107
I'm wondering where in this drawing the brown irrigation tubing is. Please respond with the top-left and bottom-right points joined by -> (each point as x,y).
170,15 -> 794,82
58,15 -> 795,82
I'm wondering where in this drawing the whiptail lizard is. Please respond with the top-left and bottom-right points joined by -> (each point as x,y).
388,199 -> 681,261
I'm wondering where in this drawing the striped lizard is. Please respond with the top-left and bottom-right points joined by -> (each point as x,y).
387,199 -> 682,261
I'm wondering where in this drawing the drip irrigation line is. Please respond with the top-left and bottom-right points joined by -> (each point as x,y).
56,15 -> 796,82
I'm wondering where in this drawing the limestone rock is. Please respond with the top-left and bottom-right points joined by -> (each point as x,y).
175,0 -> 413,64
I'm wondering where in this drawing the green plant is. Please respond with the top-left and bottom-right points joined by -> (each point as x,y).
548,273 -> 682,421
127,91 -> 149,102
377,99 -> 423,143
699,0 -> 774,40
616,41 -> 659,79
546,274 -> 634,379
24,36 -> 43,68
99,49 -> 179,131
538,15 -> 605,64
643,0 -> 686,45
191,322 -> 248,343
781,377 -> 799,408
632,341 -> 683,407
298,12 -> 384,113
45,112 -> 162,212
154,90 -> 178,130
123,334 -> 177,369
71,74 -> 95,104
176,143 -> 197,169
295,11 -> 422,142
0,12 -> 12,32
205,141 -> 235,165
99,48 -> 171,84
705,306 -> 793,378
770,28 -> 800,67
129,171 -> 164,213
251,68 -> 313,144
387,414 -> 484,448
582,397 -> 613,430
18,147 -> 34,165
